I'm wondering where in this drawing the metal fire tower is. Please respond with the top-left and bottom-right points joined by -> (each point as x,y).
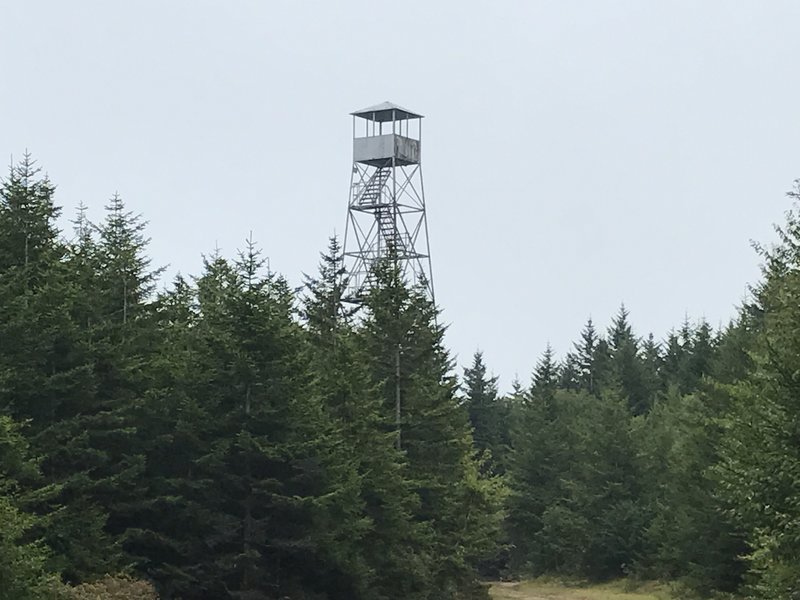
343,102 -> 434,301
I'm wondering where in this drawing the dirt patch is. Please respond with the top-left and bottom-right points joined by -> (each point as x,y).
489,581 -> 565,600
488,580 -> 670,600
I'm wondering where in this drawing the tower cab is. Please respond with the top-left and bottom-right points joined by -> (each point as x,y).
351,101 -> 422,167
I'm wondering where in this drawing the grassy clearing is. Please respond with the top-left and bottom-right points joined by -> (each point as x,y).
489,579 -> 674,600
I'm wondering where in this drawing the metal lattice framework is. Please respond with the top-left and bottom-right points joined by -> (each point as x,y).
343,102 -> 434,301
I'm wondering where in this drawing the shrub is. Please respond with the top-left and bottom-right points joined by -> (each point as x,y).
58,575 -> 159,600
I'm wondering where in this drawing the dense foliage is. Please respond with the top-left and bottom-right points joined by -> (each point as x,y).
0,156 -> 502,599
500,184 -> 800,599
3,154 -> 800,599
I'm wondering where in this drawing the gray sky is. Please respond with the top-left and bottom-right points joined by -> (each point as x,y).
3,1 -> 799,390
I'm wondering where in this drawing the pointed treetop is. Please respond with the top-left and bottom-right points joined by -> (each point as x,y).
609,303 -> 635,350
575,317 -> 598,355
463,350 -> 499,400
532,344 -> 559,392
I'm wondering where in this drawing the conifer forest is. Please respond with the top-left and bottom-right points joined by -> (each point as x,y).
4,153 -> 800,600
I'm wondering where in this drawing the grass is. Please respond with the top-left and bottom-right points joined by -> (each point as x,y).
489,579 -> 675,600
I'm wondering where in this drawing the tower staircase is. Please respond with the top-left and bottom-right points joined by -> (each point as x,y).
356,166 -> 392,207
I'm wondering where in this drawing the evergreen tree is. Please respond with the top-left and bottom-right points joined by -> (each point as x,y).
662,321 -> 693,394
506,348 -> 566,574
558,352 -> 581,391
359,261 -> 504,599
572,318 -> 599,393
0,153 -> 60,276
636,389 -> 745,592
640,333 -> 664,401
687,319 -> 716,386
0,415 -> 58,599
607,305 -> 649,414
0,154 -> 68,425
716,182 -> 800,599
302,238 -> 431,599
0,157 -> 120,579
462,351 -> 508,474
532,344 -> 559,394
63,193 -> 166,578
95,193 -> 160,322
145,242 -> 368,599
118,274 -> 211,596
509,344 -> 643,579
711,313 -> 756,385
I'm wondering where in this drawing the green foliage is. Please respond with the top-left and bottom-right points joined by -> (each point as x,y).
635,390 -> 745,592
662,319 -> 718,395
607,305 -> 650,415
0,152 -> 61,275
507,309 -> 744,590
0,157 -> 122,580
5,153 -> 800,600
463,351 -> 509,474
508,362 -> 644,580
507,178 -> 800,598
302,239 -> 429,599
160,245 -> 347,597
57,575 -> 159,600
0,416 -> 58,600
0,497 -> 57,600
714,183 -> 800,598
359,260 -> 505,598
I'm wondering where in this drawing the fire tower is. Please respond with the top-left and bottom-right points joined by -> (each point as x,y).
343,102 -> 434,301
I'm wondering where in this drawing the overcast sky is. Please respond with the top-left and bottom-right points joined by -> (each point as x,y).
3,1 -> 799,390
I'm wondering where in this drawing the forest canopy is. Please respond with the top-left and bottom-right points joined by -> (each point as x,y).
2,154 -> 800,600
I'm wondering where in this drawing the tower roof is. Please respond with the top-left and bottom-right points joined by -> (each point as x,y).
351,101 -> 423,122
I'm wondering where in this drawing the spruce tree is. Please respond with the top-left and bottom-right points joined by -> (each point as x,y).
716,183 -> 800,598
0,153 -> 60,276
66,193 -> 164,576
558,353 -> 581,391
568,318 -> 599,393
462,351 -> 508,475
506,347 -> 567,574
608,305 -> 649,414
119,274 -> 211,596
532,344 -> 559,392
0,157 -> 121,579
150,242 -> 367,599
711,314 -> 756,384
636,389 -> 745,592
0,416 -> 58,600
640,333 -> 664,401
687,319 -> 716,387
302,238 -> 431,599
508,343 -> 643,579
663,322 -> 693,394
359,261 -> 504,599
